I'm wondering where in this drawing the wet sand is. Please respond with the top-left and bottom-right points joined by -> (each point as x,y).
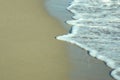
0,0 -> 70,80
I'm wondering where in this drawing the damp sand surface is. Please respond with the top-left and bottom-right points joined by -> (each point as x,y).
0,0 -> 70,80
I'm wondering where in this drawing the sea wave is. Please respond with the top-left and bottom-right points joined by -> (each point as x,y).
56,0 -> 120,80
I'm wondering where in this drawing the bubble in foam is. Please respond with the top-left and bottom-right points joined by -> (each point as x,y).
56,0 -> 120,80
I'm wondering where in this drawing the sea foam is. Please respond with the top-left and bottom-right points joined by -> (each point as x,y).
56,0 -> 120,80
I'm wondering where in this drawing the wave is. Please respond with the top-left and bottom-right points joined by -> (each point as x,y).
56,0 -> 120,80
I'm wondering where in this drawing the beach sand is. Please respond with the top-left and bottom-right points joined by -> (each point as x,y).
0,0 -> 70,80
45,0 -> 114,80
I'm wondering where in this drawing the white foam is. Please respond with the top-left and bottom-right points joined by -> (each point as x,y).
57,0 -> 120,80
111,68 -> 120,80
102,0 -> 111,3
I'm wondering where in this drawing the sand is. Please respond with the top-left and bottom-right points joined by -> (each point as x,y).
0,0 -> 70,80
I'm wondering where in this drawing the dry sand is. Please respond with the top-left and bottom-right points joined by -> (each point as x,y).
0,0 -> 70,80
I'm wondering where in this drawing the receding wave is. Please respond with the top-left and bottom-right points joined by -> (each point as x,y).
56,0 -> 120,80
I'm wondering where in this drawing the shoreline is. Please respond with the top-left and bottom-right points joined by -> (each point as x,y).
45,0 -> 114,80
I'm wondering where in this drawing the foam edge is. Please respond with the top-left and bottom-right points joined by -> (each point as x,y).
111,68 -> 120,80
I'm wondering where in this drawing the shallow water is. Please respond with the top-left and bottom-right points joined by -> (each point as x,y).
45,0 -> 73,30
45,0 -> 115,80
0,0 -> 70,80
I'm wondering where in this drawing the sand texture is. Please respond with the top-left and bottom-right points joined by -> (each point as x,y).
0,0 -> 69,80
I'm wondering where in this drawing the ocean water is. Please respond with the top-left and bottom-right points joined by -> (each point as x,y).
45,0 -> 72,30
56,0 -> 120,80
45,0 -> 120,80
